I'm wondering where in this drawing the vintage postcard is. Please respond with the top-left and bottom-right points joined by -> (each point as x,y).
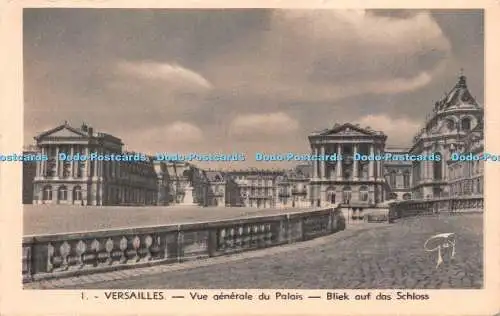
1,0 -> 499,315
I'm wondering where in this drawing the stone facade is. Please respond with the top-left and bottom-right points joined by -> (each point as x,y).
276,164 -> 311,208
31,122 -> 161,206
409,75 -> 483,200
384,147 -> 412,201
203,170 -> 236,207
226,169 -> 285,208
308,123 -> 387,207
447,122 -> 484,199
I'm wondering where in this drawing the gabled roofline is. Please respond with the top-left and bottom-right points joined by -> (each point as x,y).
309,122 -> 386,138
34,122 -> 88,140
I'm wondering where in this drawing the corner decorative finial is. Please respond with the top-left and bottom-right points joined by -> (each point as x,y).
457,68 -> 466,87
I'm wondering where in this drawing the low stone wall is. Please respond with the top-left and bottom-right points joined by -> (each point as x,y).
22,207 -> 345,283
388,196 -> 483,221
335,206 -> 390,224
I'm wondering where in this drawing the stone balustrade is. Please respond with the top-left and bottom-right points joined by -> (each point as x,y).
388,196 -> 483,221
22,207 -> 345,283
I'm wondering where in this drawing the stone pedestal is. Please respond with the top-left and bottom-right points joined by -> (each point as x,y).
180,186 -> 197,206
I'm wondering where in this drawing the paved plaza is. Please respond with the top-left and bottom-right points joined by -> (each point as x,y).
27,214 -> 483,290
23,205 -> 297,235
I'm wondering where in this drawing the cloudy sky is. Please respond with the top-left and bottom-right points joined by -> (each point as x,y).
23,9 -> 484,168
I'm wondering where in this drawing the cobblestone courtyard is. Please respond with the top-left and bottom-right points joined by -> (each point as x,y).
30,214 -> 483,290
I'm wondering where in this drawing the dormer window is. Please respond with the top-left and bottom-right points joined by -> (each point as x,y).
461,117 -> 471,131
446,120 -> 455,131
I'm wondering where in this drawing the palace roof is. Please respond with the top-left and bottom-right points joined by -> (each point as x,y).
434,75 -> 481,113
34,121 -> 124,145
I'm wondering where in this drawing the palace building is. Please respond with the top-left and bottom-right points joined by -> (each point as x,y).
31,122 -> 162,206
276,164 -> 311,208
225,169 -> 285,208
24,74 -> 483,211
308,123 -> 387,208
409,74 -> 483,199
28,122 -> 238,207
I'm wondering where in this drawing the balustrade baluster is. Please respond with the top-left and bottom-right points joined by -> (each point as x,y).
144,235 -> 153,261
242,226 -> 249,248
119,237 -> 128,264
236,227 -> 243,248
149,235 -> 161,259
46,243 -> 55,272
219,229 -> 226,251
75,240 -> 86,268
105,238 -> 114,265
131,236 -> 141,262
90,239 -> 101,267
228,228 -> 235,249
59,241 -> 71,271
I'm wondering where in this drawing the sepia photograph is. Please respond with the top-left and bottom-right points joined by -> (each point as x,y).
18,8 -> 487,292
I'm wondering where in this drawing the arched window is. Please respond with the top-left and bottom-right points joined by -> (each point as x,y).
326,186 -> 336,204
461,117 -> 471,131
433,153 -> 443,180
73,186 -> 82,201
43,185 -> 52,201
403,193 -> 411,200
359,186 -> 369,202
58,186 -> 68,201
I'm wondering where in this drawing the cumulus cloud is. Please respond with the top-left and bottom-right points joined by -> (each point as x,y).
358,114 -> 421,146
112,60 -> 212,92
229,112 -> 299,140
128,121 -> 204,153
209,9 -> 451,102
162,121 -> 204,143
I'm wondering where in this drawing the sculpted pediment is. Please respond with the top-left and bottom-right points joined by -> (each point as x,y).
318,123 -> 377,137
36,124 -> 88,140
47,128 -> 86,138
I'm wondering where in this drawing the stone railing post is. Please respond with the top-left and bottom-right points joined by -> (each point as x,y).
328,207 -> 334,232
31,240 -> 50,274
176,225 -> 183,263
207,228 -> 218,257
301,215 -> 307,242
286,214 -> 292,244
22,241 -> 33,282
